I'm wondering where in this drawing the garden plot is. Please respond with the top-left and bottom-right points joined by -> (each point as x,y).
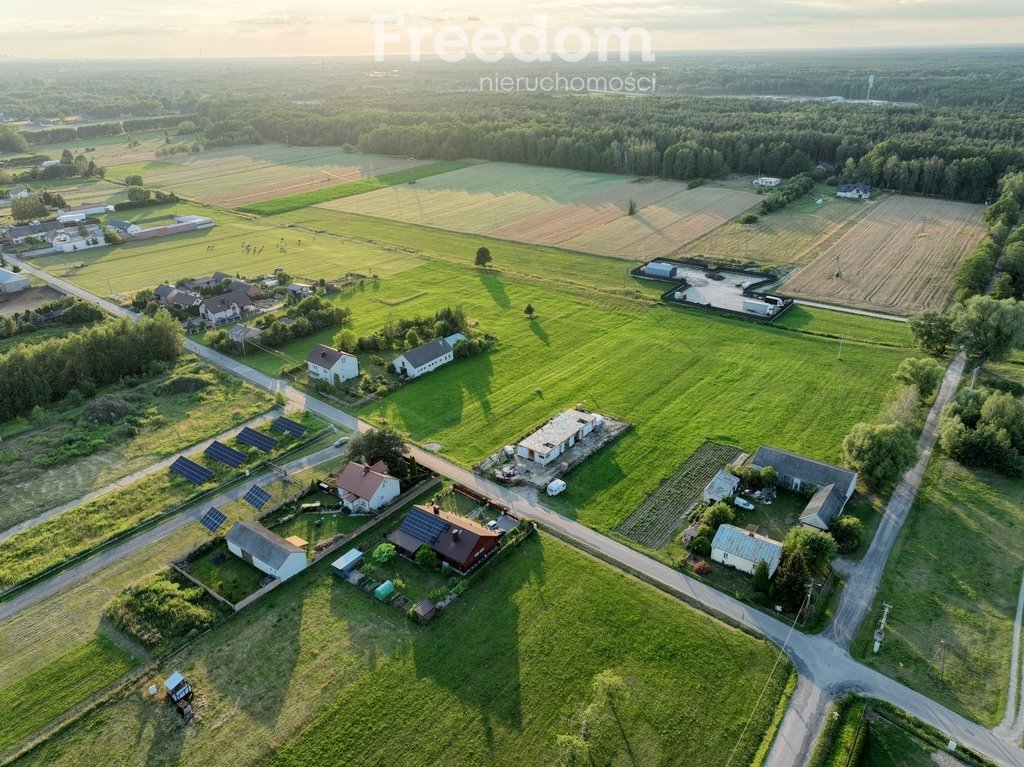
616,442 -> 744,549
783,196 -> 985,315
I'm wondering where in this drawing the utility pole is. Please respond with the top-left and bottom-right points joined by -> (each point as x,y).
970,366 -> 980,390
873,603 -> 893,654
838,334 -> 846,360
939,639 -> 947,681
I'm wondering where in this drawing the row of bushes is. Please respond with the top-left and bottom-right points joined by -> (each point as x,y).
759,173 -> 816,214
0,296 -> 105,340
112,190 -> 178,211
956,171 -> 1024,301
939,386 -> 1024,475
808,696 -> 869,767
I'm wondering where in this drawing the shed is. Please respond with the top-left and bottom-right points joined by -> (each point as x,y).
710,524 -> 784,577
703,470 -> 740,503
0,268 -> 30,294
413,598 -> 437,624
642,261 -> 678,280
375,580 -> 395,601
331,548 -> 364,576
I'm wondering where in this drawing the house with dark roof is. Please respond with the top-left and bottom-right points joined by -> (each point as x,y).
199,287 -> 256,326
749,446 -> 858,530
306,343 -> 359,385
334,460 -> 401,512
837,183 -> 871,200
711,524 -> 783,577
229,324 -> 264,344
225,520 -> 307,581
392,337 -> 455,379
387,504 -> 500,574
2,220 -> 63,245
107,220 -> 141,236
8,185 -> 29,199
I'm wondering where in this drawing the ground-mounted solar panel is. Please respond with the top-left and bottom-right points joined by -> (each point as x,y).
243,484 -> 273,510
169,456 -> 213,485
400,508 -> 448,544
237,426 -> 278,453
204,440 -> 246,468
271,416 -> 308,438
200,507 -> 227,533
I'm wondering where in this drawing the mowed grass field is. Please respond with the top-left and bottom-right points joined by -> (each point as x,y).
686,188 -> 874,268
783,196 -> 986,315
106,144 -> 432,208
0,128 -> 194,168
12,536 -> 792,767
852,458 -> 1024,726
320,162 -> 759,259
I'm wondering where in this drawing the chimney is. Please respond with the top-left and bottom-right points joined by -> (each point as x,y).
452,529 -> 460,540
433,504 -> 440,515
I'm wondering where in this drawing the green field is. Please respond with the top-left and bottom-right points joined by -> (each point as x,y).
12,536 -> 791,767
852,458 -> 1024,725
0,636 -> 139,754
238,161 -> 470,216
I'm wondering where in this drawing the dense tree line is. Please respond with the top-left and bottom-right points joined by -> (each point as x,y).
940,388 -> 1024,476
0,311 -> 183,421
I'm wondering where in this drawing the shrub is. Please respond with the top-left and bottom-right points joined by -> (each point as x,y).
759,466 -> 778,487
82,395 -> 137,425
159,374 -> 214,395
829,516 -> 863,555
739,213 -> 759,225
691,536 -> 711,557
752,559 -> 771,594
372,542 -> 396,564
415,544 -> 440,570
428,586 -> 447,601
701,501 -> 735,531
104,571 -> 219,649
693,560 -> 711,576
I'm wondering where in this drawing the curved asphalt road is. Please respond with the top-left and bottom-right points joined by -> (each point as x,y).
9,256 -> 1024,767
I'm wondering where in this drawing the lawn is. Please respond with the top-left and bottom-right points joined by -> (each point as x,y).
12,535 -> 792,767
771,305 -> 914,348
851,458 -> 1024,726
186,544 -> 266,604
0,635 -> 139,754
0,355 -> 272,533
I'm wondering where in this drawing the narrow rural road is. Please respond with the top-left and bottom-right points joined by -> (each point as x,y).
793,300 -> 910,323
0,411 -> 279,543
0,444 -> 340,623
11,257 -> 1024,766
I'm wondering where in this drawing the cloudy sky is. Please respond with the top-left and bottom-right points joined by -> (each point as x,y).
2,0 -> 1022,58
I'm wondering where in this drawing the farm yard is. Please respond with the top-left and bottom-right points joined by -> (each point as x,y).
319,162 -> 759,259
782,196 -> 986,315
616,441 -> 744,548
685,187 -> 874,268
106,145 -> 432,208
9,536 -> 792,767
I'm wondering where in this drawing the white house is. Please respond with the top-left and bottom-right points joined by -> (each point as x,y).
0,268 -> 30,294
106,220 -> 142,237
517,409 -> 602,467
710,524 -> 784,577
199,287 -> 256,326
8,186 -> 29,199
334,460 -> 401,512
306,343 -> 359,385
225,520 -> 307,581
753,177 -> 781,188
703,470 -> 740,503
392,337 -> 455,379
287,283 -> 314,300
837,183 -> 871,200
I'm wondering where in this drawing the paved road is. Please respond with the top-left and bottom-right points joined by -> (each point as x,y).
0,411 -> 278,543
12,257 -> 1024,766
0,445 -> 340,623
794,299 -> 910,323
825,350 -> 966,649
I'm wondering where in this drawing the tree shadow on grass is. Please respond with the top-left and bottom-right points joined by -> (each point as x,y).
528,319 -> 549,346
141,699 -> 188,767
460,351 -> 494,420
389,364 -> 466,434
478,270 -> 511,309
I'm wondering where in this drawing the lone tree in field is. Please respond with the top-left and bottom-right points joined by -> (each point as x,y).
475,246 -> 492,267
524,303 -> 536,320
893,357 -> 944,401
346,425 -> 409,478
842,421 -> 917,491
908,309 -> 955,355
10,194 -> 47,223
627,199 -> 638,216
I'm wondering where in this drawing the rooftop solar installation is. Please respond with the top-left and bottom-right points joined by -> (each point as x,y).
169,456 -> 213,485
237,426 -> 278,453
399,507 -> 449,545
200,507 -> 227,534
204,440 -> 246,468
243,484 -> 273,510
271,416 -> 308,438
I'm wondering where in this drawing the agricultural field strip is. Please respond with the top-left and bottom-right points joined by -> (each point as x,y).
616,442 -> 744,548
784,196 -> 986,315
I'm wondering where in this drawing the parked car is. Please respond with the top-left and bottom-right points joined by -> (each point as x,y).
333,436 -> 349,448
733,497 -> 755,511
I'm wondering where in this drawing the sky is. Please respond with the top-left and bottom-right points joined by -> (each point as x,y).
2,0 -> 1023,58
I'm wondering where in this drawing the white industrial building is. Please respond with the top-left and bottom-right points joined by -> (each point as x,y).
517,409 -> 603,466
0,268 -> 30,294
753,177 -> 781,188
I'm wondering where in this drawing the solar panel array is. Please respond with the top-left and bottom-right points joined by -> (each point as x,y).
237,426 -> 278,453
204,440 -> 246,468
271,416 -> 308,438
170,456 -> 213,485
243,484 -> 273,510
200,507 -> 227,533
400,507 -> 449,544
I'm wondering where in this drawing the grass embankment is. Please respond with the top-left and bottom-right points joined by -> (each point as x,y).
852,458 -> 1024,725
238,161 -> 469,216
13,536 -> 791,767
0,636 -> 138,754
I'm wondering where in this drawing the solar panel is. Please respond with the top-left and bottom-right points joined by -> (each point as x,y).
204,440 -> 246,468
271,416 -> 308,438
169,456 -> 213,485
237,426 -> 278,453
243,484 -> 273,510
400,508 -> 448,545
199,507 -> 227,533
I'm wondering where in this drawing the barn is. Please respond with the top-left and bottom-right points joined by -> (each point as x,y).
226,520 -> 307,581
711,524 -> 784,577
749,446 -> 858,530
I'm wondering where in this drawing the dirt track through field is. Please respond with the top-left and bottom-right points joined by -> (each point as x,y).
783,196 -> 985,315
